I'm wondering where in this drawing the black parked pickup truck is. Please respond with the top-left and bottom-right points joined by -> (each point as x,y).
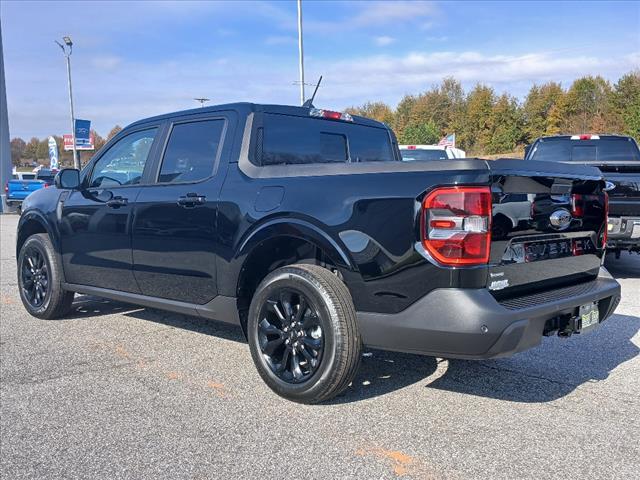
525,134 -> 640,256
17,103 -> 621,403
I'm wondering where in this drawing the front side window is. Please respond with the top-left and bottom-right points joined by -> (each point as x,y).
89,128 -> 157,188
158,119 -> 225,183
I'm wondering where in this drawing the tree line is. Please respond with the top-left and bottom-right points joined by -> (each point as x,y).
10,125 -> 122,168
345,71 -> 639,155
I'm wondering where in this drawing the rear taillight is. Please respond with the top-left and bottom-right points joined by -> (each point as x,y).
571,194 -> 584,217
421,186 -> 492,265
4,182 -> 7,193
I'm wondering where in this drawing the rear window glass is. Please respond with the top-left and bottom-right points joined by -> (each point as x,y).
257,113 -> 394,166
159,119 -> 225,183
529,138 -> 640,162
400,149 -> 448,161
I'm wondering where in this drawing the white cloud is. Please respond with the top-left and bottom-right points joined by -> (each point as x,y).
5,43 -> 637,139
374,36 -> 396,47
265,35 -> 297,46
351,1 -> 436,27
8,47 -> 635,138
90,55 -> 122,70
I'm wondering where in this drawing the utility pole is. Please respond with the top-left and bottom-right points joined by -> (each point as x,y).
0,22 -> 12,213
297,0 -> 305,105
55,36 -> 80,170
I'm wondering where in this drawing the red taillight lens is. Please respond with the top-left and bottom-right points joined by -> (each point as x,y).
571,194 -> 584,217
421,186 -> 492,265
4,182 -> 7,193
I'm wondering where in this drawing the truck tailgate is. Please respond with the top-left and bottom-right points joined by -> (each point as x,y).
7,180 -> 45,200
486,159 -> 606,297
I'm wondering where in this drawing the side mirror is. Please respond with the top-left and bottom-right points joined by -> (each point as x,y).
54,168 -> 81,190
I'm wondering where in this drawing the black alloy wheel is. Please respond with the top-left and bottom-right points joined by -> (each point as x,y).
247,264 -> 362,404
20,246 -> 50,308
257,288 -> 324,383
17,234 -> 74,319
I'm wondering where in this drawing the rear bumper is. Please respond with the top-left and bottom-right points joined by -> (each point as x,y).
6,198 -> 24,205
356,267 -> 621,359
607,216 -> 640,250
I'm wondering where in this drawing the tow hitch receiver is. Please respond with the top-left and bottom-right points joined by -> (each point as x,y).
544,302 -> 600,337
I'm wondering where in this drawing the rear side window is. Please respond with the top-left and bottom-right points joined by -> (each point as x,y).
158,119 -> 225,183
257,113 -> 394,166
529,138 -> 640,162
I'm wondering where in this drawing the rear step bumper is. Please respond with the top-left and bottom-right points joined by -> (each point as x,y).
357,267 -> 621,359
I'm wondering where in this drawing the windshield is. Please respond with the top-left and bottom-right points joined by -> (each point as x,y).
529,138 -> 640,162
400,149 -> 448,161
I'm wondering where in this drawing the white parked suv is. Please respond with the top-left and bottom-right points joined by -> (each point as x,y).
399,145 -> 466,161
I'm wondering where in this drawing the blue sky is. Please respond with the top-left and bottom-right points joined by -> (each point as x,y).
2,0 -> 639,139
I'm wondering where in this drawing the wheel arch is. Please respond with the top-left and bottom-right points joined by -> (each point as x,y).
234,218 -> 356,336
16,211 -> 58,259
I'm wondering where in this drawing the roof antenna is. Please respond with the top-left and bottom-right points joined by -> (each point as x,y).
302,75 -> 322,108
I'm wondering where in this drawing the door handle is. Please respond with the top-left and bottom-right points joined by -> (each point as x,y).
177,193 -> 206,208
106,196 -> 128,208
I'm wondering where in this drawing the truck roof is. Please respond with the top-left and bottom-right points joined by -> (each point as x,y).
127,103 -> 387,130
534,134 -> 635,141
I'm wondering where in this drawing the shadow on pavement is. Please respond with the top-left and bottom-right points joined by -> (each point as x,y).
329,350 -> 439,404
68,295 -> 246,344
65,296 -> 638,404
426,313 -> 639,403
605,253 -> 640,279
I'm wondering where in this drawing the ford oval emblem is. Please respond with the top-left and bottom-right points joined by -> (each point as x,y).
549,209 -> 572,230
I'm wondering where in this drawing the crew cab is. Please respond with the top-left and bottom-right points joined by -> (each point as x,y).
525,134 -> 640,255
6,169 -> 56,212
17,103 -> 620,403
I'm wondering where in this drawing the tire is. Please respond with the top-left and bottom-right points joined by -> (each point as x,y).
17,234 -> 74,319
247,264 -> 362,403
492,215 -> 512,240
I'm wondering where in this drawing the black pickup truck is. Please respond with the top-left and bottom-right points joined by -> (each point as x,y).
17,103 -> 620,403
525,134 -> 640,256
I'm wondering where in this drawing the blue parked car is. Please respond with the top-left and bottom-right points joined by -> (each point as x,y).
5,169 -> 56,213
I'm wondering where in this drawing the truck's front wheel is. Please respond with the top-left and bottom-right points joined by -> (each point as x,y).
247,264 -> 362,403
18,234 -> 74,319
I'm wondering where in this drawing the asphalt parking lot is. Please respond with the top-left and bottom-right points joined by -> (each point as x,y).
1,213 -> 639,480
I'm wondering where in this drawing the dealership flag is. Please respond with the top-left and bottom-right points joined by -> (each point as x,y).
48,136 -> 59,170
438,133 -> 455,147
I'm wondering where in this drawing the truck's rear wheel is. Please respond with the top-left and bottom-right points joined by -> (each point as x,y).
18,234 -> 74,319
247,264 -> 362,403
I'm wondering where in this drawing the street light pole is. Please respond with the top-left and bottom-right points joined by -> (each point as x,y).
297,0 -> 305,105
56,36 -> 79,170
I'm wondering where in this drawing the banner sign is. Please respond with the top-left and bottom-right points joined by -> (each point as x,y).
48,136 -> 59,170
63,132 -> 95,151
74,119 -> 91,147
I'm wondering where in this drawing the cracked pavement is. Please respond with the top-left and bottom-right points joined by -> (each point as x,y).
1,214 -> 639,479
